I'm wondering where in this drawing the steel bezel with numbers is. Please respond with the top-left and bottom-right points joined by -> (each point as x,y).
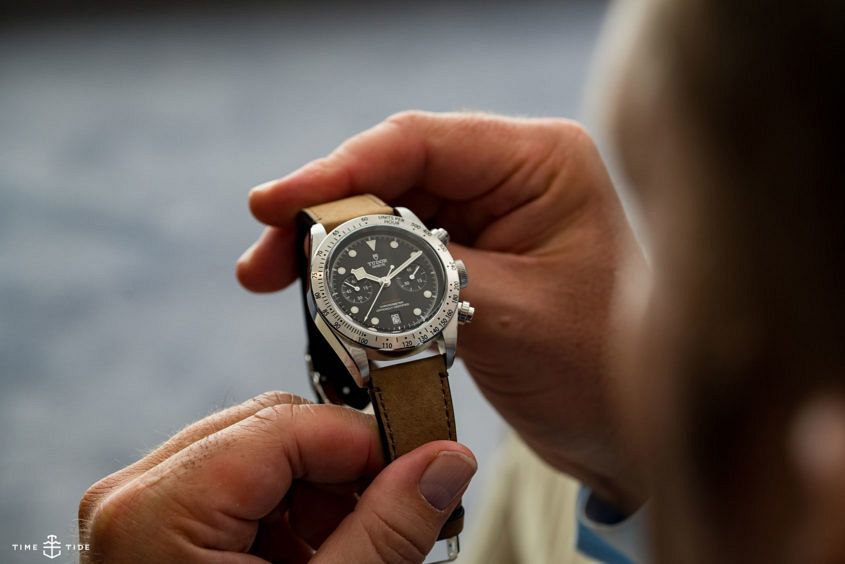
309,214 -> 461,352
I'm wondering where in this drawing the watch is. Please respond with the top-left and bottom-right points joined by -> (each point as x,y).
296,194 -> 474,561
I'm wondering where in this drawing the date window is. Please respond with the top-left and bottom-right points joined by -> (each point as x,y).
391,313 -> 402,326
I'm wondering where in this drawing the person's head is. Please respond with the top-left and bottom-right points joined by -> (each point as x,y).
599,0 -> 844,562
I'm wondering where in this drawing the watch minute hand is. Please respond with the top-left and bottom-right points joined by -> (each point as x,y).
387,251 -> 422,281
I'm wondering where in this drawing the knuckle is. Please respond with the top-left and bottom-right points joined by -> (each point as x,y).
78,469 -> 135,527
248,403 -> 304,466
247,402 -> 295,433
250,390 -> 308,409
363,509 -> 429,564
546,118 -> 596,148
81,482 -> 142,553
385,109 -> 429,130
300,156 -> 338,179
313,155 -> 337,173
79,477 -> 111,525
255,401 -> 297,421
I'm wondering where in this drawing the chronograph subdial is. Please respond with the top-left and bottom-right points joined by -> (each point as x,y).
395,264 -> 428,292
340,275 -> 374,304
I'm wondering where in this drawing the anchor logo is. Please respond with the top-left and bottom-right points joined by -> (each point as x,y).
42,534 -> 62,560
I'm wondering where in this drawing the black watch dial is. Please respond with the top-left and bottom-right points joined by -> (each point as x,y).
326,226 -> 445,333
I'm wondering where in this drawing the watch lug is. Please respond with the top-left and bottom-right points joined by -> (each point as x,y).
309,223 -> 328,256
311,309 -> 371,387
438,312 -> 459,369
305,283 -> 318,319
455,260 -> 468,288
343,337 -> 371,386
394,206 -> 423,224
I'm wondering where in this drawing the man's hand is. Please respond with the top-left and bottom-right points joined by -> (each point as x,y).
237,111 -> 645,510
78,392 -> 476,563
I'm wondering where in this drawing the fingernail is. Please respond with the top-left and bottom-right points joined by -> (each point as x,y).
791,400 -> 845,484
237,241 -> 258,265
249,179 -> 277,195
419,452 -> 476,510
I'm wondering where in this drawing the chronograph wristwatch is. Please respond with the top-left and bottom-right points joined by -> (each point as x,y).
297,194 -> 473,562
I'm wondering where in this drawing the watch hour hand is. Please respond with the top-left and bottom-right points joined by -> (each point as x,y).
351,267 -> 382,283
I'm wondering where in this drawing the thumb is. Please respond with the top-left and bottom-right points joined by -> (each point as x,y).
313,440 -> 477,564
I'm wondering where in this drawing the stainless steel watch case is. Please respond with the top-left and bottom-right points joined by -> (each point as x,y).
304,207 -> 461,388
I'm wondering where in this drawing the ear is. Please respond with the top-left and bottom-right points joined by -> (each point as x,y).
790,394 -> 845,564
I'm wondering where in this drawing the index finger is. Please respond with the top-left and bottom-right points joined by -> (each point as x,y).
79,391 -> 311,524
247,110 -> 571,227
129,404 -> 383,523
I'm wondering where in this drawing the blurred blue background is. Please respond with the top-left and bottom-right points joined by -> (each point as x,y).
0,1 -> 608,561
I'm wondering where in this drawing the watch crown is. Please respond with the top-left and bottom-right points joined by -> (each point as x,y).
457,301 -> 475,325
455,260 -> 469,289
430,227 -> 450,245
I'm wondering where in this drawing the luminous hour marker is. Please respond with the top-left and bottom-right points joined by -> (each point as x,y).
371,317 -> 379,325
413,308 -> 422,316
366,239 -> 377,251
350,306 -> 359,314
337,267 -> 346,275
348,249 -> 357,258
390,240 -> 399,249
424,290 -> 433,298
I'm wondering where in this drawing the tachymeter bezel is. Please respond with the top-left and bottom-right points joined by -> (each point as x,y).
310,214 -> 460,352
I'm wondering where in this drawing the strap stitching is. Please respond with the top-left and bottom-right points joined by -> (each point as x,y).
438,370 -> 456,441
373,385 -> 398,460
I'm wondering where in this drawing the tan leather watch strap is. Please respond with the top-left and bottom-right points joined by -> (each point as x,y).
369,355 -> 457,458
301,193 -> 392,232
369,355 -> 464,540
